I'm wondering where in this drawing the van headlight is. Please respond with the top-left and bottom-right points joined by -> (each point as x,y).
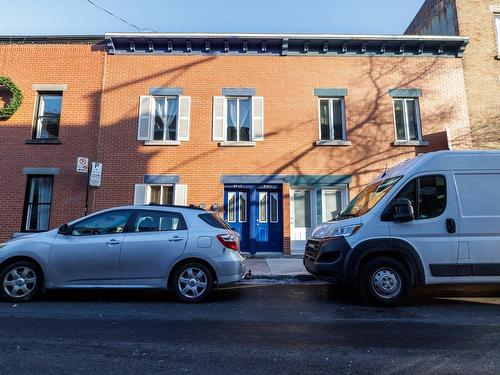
0,243 -> 6,249
313,224 -> 363,239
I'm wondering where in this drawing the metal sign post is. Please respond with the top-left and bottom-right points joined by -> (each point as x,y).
77,158 -> 102,216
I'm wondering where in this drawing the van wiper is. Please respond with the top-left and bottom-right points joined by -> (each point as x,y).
337,213 -> 357,219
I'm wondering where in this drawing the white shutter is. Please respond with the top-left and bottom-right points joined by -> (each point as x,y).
252,96 -> 264,141
174,184 -> 188,206
134,184 -> 148,205
212,96 -> 226,141
177,96 -> 191,141
137,96 -> 153,141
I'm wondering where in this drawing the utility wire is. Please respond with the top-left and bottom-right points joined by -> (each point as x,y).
85,0 -> 157,32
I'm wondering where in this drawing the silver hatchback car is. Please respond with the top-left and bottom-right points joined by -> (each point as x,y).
0,205 -> 246,302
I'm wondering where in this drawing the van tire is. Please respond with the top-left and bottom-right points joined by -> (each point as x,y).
173,262 -> 213,303
359,257 -> 410,307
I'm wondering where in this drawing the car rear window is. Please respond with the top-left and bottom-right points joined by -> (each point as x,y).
198,213 -> 232,229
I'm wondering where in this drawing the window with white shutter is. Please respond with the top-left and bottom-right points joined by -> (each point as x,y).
137,94 -> 190,144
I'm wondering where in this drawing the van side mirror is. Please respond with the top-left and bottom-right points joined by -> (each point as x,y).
58,223 -> 70,235
392,198 -> 414,223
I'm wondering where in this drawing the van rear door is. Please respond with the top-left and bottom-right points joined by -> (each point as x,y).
454,172 -> 500,282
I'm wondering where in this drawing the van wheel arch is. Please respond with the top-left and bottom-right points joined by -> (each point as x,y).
345,239 -> 425,286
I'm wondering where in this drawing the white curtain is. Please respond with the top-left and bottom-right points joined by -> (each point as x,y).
166,98 -> 178,140
239,99 -> 251,141
153,98 -> 166,140
227,99 -> 238,141
36,177 -> 52,230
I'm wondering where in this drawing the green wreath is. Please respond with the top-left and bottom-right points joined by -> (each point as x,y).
0,77 -> 23,120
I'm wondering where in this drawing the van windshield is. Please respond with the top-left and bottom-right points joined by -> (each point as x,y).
337,176 -> 401,219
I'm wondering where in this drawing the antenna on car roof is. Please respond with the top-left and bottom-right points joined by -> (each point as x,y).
381,164 -> 388,178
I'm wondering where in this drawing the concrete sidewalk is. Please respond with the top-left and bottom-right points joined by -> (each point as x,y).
243,255 -> 312,280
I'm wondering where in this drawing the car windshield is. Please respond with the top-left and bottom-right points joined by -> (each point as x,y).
337,176 -> 401,219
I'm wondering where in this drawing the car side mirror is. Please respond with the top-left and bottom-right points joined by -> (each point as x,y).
58,223 -> 70,235
392,198 -> 414,223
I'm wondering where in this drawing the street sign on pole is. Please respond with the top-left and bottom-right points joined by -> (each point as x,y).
76,157 -> 89,173
89,162 -> 103,187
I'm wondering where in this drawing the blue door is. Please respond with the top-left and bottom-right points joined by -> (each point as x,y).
223,190 -> 250,252
255,190 -> 282,253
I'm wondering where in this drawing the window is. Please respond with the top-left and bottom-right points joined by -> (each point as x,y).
70,210 -> 131,236
270,192 -> 279,223
319,98 -> 346,141
153,97 -> 178,141
393,98 -> 421,142
132,210 -> 186,232
259,192 -> 268,222
23,175 -> 53,231
148,185 -> 174,205
199,213 -> 232,229
227,192 -> 236,222
394,175 -> 446,220
239,192 -> 247,222
322,189 -> 343,221
495,14 -> 500,56
226,97 -> 251,142
293,190 -> 311,228
33,93 -> 62,139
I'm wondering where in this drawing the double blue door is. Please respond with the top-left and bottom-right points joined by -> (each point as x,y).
224,186 -> 283,253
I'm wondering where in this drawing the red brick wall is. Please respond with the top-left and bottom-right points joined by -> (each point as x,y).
95,54 -> 470,253
0,44 -> 471,246
0,43 -> 105,240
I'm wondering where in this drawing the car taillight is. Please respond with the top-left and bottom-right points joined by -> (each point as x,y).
217,233 -> 239,251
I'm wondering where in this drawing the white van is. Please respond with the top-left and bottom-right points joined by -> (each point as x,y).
304,150 -> 500,306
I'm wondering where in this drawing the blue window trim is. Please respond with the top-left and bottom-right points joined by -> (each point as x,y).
389,88 -> 422,98
222,88 -> 256,96
314,88 -> 348,97
143,175 -> 180,184
148,87 -> 183,96
23,167 -> 60,175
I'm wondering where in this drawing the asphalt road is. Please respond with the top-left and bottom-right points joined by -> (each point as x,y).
0,283 -> 499,374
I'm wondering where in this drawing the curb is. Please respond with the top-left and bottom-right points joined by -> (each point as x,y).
244,274 -> 317,282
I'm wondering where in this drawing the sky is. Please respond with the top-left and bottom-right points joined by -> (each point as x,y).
0,0 -> 425,35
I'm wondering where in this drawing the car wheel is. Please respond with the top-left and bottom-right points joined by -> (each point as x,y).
0,261 -> 42,302
359,257 -> 410,307
173,263 -> 213,303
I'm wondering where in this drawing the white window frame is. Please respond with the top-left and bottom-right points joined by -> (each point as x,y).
147,184 -> 174,205
151,96 -> 179,142
494,13 -> 500,57
227,192 -> 237,223
258,191 -> 268,223
225,96 -> 252,142
270,192 -> 279,223
392,98 -> 422,142
238,192 -> 247,223
321,188 -> 348,222
317,97 -> 346,141
34,92 -> 62,139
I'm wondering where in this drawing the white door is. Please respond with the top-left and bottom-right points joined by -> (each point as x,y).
290,188 -> 315,254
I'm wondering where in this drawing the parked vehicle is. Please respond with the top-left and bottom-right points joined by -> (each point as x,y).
0,204 -> 245,302
304,151 -> 500,306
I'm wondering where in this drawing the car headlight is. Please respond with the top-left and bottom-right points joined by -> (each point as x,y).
312,224 -> 363,239
0,243 -> 6,249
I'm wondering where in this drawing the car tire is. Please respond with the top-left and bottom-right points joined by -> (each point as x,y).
173,263 -> 213,303
359,257 -> 410,307
0,261 -> 42,302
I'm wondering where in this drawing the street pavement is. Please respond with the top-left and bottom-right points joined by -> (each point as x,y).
0,283 -> 498,374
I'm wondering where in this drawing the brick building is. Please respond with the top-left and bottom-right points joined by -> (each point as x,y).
406,0 -> 500,149
0,32 -> 471,254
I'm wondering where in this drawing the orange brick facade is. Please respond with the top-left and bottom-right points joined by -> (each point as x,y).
406,0 -> 500,149
0,37 -> 471,253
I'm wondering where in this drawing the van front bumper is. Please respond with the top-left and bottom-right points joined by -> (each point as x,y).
303,236 -> 352,284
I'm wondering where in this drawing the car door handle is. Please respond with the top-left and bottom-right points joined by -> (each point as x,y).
168,236 -> 184,242
106,239 -> 121,245
446,218 -> 456,234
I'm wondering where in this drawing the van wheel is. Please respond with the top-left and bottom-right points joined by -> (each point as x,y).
359,257 -> 410,307
173,263 -> 213,303
0,261 -> 42,302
